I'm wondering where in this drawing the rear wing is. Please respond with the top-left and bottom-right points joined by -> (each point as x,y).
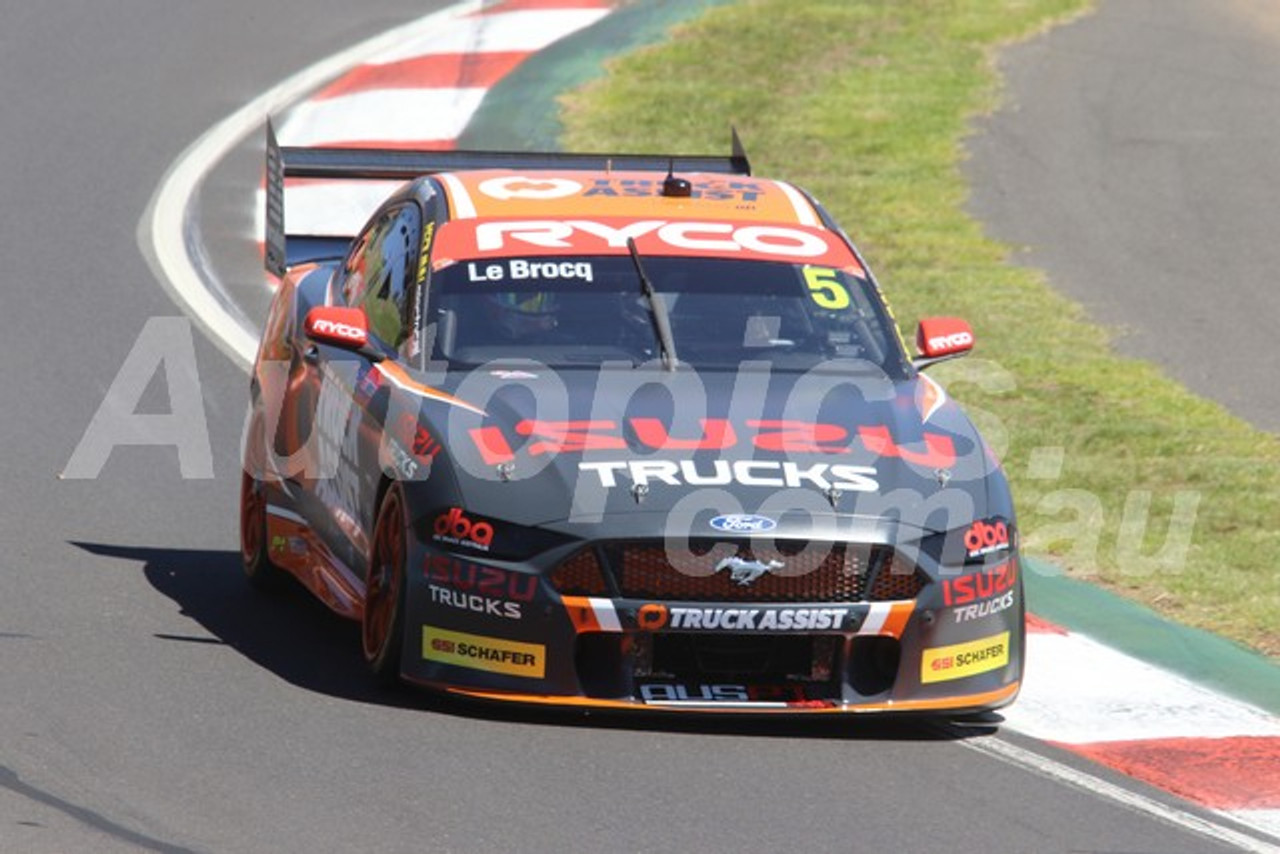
264,119 -> 751,276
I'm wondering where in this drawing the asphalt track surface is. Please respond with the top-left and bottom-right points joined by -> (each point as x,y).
967,0 -> 1280,432
0,2 -> 1265,852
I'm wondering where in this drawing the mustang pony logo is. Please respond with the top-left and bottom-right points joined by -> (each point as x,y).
716,556 -> 784,586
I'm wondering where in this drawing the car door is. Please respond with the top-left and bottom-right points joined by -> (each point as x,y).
299,201 -> 423,572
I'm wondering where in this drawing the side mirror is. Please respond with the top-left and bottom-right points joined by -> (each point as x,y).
304,306 -> 386,361
913,317 -> 974,370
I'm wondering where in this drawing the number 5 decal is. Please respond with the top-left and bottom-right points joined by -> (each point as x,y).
803,266 -> 851,310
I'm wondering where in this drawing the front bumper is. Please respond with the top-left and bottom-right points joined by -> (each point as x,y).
401,543 -> 1025,715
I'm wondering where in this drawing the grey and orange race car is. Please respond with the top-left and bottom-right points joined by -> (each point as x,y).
240,123 -> 1023,714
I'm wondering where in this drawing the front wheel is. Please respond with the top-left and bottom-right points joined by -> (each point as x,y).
363,485 -> 408,687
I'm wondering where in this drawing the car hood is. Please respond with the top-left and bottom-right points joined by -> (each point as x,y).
413,361 -> 1006,538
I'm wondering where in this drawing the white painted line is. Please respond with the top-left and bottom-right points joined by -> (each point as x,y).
967,736 -> 1280,853
371,8 -> 610,62
1002,632 -> 1280,743
278,88 -> 489,146
253,181 -> 407,240
136,0 -> 486,371
1237,811 -> 1280,843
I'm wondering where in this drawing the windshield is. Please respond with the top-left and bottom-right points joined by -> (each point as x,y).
424,255 -> 907,374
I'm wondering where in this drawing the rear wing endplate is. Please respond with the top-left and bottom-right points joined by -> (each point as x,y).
264,119 -> 750,276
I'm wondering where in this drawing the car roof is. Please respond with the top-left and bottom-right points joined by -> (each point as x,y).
433,169 -> 826,226
263,129 -> 867,274
424,169 -> 864,270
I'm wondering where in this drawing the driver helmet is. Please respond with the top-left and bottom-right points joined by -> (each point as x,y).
489,291 -> 559,340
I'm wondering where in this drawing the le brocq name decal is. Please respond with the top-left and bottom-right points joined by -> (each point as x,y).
920,631 -> 1009,684
422,627 -> 545,678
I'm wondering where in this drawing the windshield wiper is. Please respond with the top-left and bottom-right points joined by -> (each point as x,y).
626,237 -> 678,371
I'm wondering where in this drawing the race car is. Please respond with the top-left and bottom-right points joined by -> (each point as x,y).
240,121 -> 1023,714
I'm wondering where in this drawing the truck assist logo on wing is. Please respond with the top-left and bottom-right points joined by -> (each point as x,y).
455,171 -> 820,224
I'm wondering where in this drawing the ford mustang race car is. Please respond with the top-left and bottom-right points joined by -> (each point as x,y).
240,122 -> 1023,714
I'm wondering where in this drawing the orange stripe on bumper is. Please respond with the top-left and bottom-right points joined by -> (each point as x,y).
437,681 -> 1021,715
560,596 -> 601,632
879,602 -> 914,637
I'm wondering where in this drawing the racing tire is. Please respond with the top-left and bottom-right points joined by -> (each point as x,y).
240,470 -> 287,591
363,485 -> 408,687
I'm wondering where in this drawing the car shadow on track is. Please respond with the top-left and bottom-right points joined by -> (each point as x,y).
72,540 -> 1003,743
70,540 -> 419,710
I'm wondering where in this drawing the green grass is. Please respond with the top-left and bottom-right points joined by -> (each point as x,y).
560,0 -> 1280,658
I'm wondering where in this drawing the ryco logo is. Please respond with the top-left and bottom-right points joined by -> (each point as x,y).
927,330 -> 973,352
474,219 -> 831,259
311,318 -> 366,343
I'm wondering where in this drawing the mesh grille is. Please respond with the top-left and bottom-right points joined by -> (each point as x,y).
867,550 -> 926,601
608,540 -> 870,603
549,548 -> 610,596
549,540 -> 927,604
